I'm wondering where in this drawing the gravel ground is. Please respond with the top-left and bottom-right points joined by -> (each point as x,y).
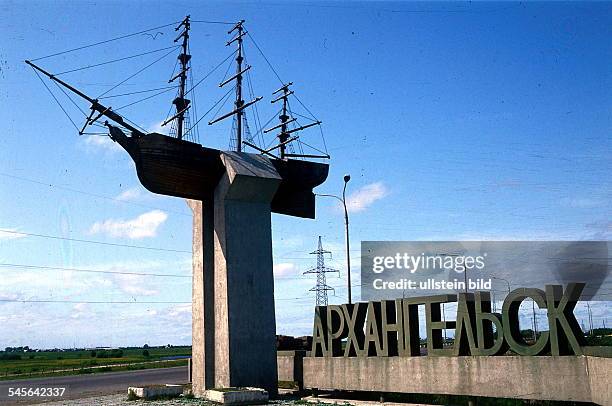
39,393 -> 319,406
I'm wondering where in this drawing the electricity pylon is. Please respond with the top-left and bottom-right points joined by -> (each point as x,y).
304,236 -> 339,306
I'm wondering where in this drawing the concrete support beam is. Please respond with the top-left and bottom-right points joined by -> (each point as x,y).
189,152 -> 281,397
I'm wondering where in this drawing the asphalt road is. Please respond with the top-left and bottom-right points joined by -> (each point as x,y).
0,366 -> 188,405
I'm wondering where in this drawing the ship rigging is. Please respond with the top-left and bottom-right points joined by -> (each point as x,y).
25,16 -> 330,161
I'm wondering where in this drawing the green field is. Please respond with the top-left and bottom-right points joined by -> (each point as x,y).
0,346 -> 191,380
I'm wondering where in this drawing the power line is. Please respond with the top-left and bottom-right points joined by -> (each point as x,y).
0,229 -> 191,254
0,172 -> 192,217
0,299 -> 190,304
0,263 -> 191,278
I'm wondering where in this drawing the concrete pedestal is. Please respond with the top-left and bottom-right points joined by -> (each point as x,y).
189,152 -> 281,397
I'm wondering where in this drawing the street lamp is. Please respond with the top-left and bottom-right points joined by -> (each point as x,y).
316,174 -> 352,304
491,276 -> 510,313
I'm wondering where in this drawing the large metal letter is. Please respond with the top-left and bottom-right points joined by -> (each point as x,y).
326,305 -> 347,356
453,293 -> 478,356
502,288 -> 550,355
311,306 -> 328,357
342,303 -> 367,357
546,283 -> 585,355
380,299 -> 404,357
474,291 -> 507,356
363,301 -> 383,356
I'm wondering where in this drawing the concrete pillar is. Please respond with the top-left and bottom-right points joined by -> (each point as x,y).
188,197 -> 215,394
190,152 -> 281,397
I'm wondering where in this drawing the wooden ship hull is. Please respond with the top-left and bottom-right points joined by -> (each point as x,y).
109,127 -> 328,218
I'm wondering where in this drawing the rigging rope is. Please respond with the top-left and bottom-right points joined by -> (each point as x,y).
187,44 -> 200,143
246,32 -> 284,85
184,49 -> 237,97
99,85 -> 177,99
245,31 -> 328,155
51,79 -> 88,118
54,45 -> 180,76
191,20 -> 235,25
31,68 -> 79,132
30,21 -> 181,61
243,51 -> 264,147
183,85 -> 235,138
96,47 -> 177,98
114,87 -> 177,111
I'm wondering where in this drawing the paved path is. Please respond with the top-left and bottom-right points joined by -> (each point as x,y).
0,366 -> 188,405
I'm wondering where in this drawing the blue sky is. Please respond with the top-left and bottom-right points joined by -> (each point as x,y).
0,1 -> 610,348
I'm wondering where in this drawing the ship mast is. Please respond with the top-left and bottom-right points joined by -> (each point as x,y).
246,83 -> 325,160
208,20 -> 262,152
167,15 -> 191,140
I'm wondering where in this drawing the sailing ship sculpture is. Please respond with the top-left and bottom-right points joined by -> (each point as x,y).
26,15 -> 329,218
27,16 -> 331,394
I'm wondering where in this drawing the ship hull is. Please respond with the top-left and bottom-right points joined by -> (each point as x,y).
109,129 -> 328,218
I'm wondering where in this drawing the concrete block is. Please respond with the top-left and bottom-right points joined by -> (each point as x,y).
277,350 -> 305,389
127,384 -> 184,399
303,356 -> 612,404
204,387 -> 268,405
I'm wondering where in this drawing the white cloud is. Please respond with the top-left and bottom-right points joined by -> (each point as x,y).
89,210 -> 168,239
345,182 -> 388,213
561,197 -> 605,209
168,303 -> 191,317
0,228 -> 26,241
148,121 -> 169,135
114,274 -> 159,296
115,187 -> 144,202
82,134 -> 122,153
274,262 -> 298,277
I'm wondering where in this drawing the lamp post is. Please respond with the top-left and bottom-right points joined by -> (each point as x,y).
491,276 -> 510,313
316,174 -> 352,304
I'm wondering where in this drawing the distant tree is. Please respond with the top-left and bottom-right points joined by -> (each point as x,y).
90,350 -> 97,357
142,349 -> 150,357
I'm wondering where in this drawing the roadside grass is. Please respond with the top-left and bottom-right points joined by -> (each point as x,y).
0,347 -> 191,380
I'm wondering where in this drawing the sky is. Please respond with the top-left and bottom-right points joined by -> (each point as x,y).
0,1 -> 610,349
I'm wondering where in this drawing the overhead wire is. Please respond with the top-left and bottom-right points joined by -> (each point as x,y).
0,263 -> 191,278
0,299 -> 191,304
0,229 -> 191,253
